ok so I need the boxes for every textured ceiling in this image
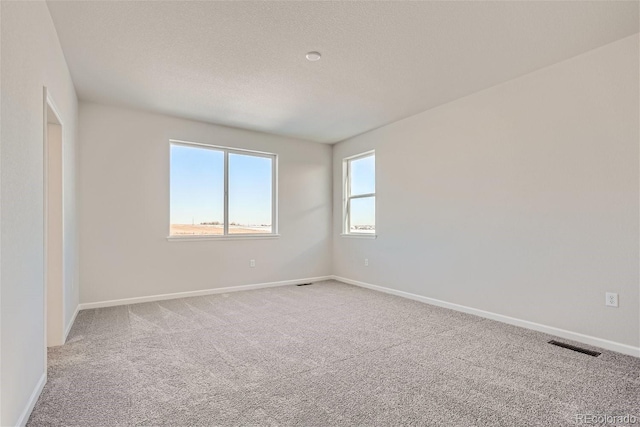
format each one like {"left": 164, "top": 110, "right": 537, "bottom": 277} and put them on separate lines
{"left": 47, "top": 1, "right": 639, "bottom": 143}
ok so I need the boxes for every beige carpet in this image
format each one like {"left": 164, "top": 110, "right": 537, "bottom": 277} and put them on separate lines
{"left": 28, "top": 280, "right": 639, "bottom": 426}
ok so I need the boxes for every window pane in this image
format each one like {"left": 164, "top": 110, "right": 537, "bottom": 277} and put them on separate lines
{"left": 170, "top": 145, "right": 224, "bottom": 235}
{"left": 350, "top": 154, "right": 375, "bottom": 195}
{"left": 229, "top": 153, "right": 273, "bottom": 234}
{"left": 349, "top": 196, "right": 375, "bottom": 233}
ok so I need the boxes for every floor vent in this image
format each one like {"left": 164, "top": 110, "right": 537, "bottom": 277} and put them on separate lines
{"left": 296, "top": 283, "right": 313, "bottom": 286}
{"left": 548, "top": 340, "right": 601, "bottom": 357}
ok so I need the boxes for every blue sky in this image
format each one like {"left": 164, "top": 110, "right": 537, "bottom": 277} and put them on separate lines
{"left": 170, "top": 144, "right": 272, "bottom": 225}
{"left": 350, "top": 155, "right": 375, "bottom": 226}
{"left": 351, "top": 155, "right": 375, "bottom": 196}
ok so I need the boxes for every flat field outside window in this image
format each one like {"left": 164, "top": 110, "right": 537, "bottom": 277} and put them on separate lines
{"left": 170, "top": 144, "right": 224, "bottom": 236}
{"left": 349, "top": 196, "right": 375, "bottom": 233}
{"left": 345, "top": 152, "right": 375, "bottom": 235}
{"left": 169, "top": 141, "right": 276, "bottom": 237}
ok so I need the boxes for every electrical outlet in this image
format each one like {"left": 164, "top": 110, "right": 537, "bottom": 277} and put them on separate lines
{"left": 250, "top": 259, "right": 256, "bottom": 268}
{"left": 364, "top": 258, "right": 369, "bottom": 267}
{"left": 605, "top": 292, "right": 618, "bottom": 307}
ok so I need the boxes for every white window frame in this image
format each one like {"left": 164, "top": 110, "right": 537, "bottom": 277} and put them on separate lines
{"left": 168, "top": 139, "right": 278, "bottom": 241}
{"left": 342, "top": 150, "right": 376, "bottom": 238}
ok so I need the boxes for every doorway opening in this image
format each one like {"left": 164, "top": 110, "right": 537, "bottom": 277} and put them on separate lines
{"left": 44, "top": 89, "right": 65, "bottom": 348}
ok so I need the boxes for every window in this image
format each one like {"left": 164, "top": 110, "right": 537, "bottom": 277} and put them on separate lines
{"left": 169, "top": 140, "right": 276, "bottom": 237}
{"left": 343, "top": 151, "right": 375, "bottom": 235}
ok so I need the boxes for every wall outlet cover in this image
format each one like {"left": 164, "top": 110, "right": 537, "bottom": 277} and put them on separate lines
{"left": 605, "top": 292, "right": 618, "bottom": 307}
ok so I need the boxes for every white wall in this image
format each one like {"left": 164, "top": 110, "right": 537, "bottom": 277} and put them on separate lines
{"left": 0, "top": 1, "right": 79, "bottom": 425}
{"left": 333, "top": 35, "right": 639, "bottom": 350}
{"left": 78, "top": 103, "right": 332, "bottom": 304}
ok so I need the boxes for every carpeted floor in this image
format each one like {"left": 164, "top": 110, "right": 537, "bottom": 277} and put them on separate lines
{"left": 28, "top": 280, "right": 639, "bottom": 426}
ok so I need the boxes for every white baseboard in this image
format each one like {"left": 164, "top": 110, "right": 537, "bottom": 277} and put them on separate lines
{"left": 63, "top": 304, "right": 80, "bottom": 343}
{"left": 332, "top": 275, "right": 640, "bottom": 358}
{"left": 15, "top": 372, "right": 46, "bottom": 427}
{"left": 78, "top": 276, "right": 332, "bottom": 310}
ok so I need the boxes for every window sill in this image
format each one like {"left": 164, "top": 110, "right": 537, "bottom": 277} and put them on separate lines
{"left": 340, "top": 233, "right": 377, "bottom": 239}
{"left": 167, "top": 234, "right": 280, "bottom": 242}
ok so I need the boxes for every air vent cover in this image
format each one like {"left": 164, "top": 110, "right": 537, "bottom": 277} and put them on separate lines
{"left": 548, "top": 340, "right": 601, "bottom": 357}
